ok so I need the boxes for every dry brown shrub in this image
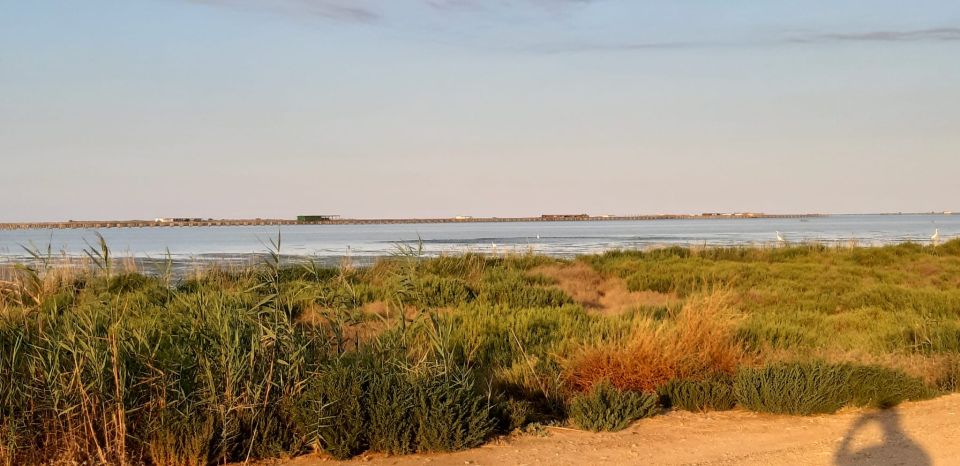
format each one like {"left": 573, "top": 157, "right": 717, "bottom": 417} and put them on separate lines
{"left": 565, "top": 291, "right": 745, "bottom": 393}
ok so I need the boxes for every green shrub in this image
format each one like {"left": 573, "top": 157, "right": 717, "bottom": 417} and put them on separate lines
{"left": 365, "top": 367, "right": 417, "bottom": 454}
{"left": 294, "top": 359, "right": 368, "bottom": 459}
{"left": 497, "top": 398, "right": 535, "bottom": 432}
{"left": 412, "top": 368, "right": 496, "bottom": 452}
{"left": 733, "top": 362, "right": 930, "bottom": 415}
{"left": 568, "top": 381, "right": 659, "bottom": 432}
{"left": 479, "top": 282, "right": 572, "bottom": 308}
{"left": 658, "top": 376, "right": 736, "bottom": 412}
{"left": 734, "top": 362, "right": 850, "bottom": 415}
{"left": 845, "top": 365, "right": 931, "bottom": 408}
{"left": 416, "top": 276, "right": 475, "bottom": 308}
{"left": 293, "top": 357, "right": 496, "bottom": 458}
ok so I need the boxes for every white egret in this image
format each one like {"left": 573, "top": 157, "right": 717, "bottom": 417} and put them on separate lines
{"left": 932, "top": 229, "right": 940, "bottom": 243}
{"left": 776, "top": 231, "right": 785, "bottom": 243}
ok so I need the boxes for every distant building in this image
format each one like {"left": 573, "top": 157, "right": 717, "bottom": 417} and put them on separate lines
{"left": 155, "top": 218, "right": 205, "bottom": 222}
{"left": 541, "top": 214, "right": 589, "bottom": 221}
{"left": 454, "top": 215, "right": 473, "bottom": 220}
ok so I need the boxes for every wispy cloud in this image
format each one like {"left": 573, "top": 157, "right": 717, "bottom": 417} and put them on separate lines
{"left": 803, "top": 27, "right": 960, "bottom": 42}
{"left": 532, "top": 27, "right": 960, "bottom": 54}
{"left": 185, "top": 0, "right": 379, "bottom": 22}
{"left": 530, "top": 40, "right": 706, "bottom": 54}
{"left": 185, "top": 0, "right": 596, "bottom": 21}
{"left": 177, "top": 3, "right": 960, "bottom": 53}
{"left": 427, "top": 0, "right": 597, "bottom": 10}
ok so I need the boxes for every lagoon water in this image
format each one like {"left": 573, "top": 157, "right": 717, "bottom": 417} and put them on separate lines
{"left": 1, "top": 214, "right": 957, "bottom": 265}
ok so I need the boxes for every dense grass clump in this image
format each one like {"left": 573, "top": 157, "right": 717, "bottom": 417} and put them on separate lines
{"left": 293, "top": 354, "right": 496, "bottom": 459}
{"left": 658, "top": 375, "right": 736, "bottom": 412}
{"left": 294, "top": 358, "right": 369, "bottom": 459}
{"left": 568, "top": 381, "right": 659, "bottom": 432}
{"left": 844, "top": 365, "right": 932, "bottom": 408}
{"left": 734, "top": 362, "right": 855, "bottom": 415}
{"left": 733, "top": 362, "right": 930, "bottom": 415}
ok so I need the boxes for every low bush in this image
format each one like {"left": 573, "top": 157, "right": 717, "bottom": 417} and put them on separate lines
{"left": 412, "top": 368, "right": 497, "bottom": 452}
{"left": 733, "top": 362, "right": 930, "bottom": 415}
{"left": 293, "top": 358, "right": 369, "bottom": 459}
{"left": 734, "top": 362, "right": 851, "bottom": 415}
{"left": 845, "top": 365, "right": 931, "bottom": 408}
{"left": 658, "top": 375, "right": 736, "bottom": 412}
{"left": 416, "top": 276, "right": 475, "bottom": 308}
{"left": 293, "top": 356, "right": 496, "bottom": 459}
{"left": 479, "top": 282, "right": 572, "bottom": 308}
{"left": 568, "top": 381, "right": 659, "bottom": 432}
{"left": 496, "top": 399, "right": 535, "bottom": 432}
{"left": 365, "top": 367, "right": 417, "bottom": 454}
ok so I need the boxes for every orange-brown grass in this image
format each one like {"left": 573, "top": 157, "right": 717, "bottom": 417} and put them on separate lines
{"left": 565, "top": 291, "right": 745, "bottom": 393}
{"left": 531, "top": 262, "right": 674, "bottom": 315}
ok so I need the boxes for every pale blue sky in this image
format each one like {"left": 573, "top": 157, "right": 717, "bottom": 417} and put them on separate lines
{"left": 1, "top": 0, "right": 958, "bottom": 221}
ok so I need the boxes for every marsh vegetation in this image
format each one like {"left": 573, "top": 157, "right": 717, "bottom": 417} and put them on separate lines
{"left": 2, "top": 238, "right": 960, "bottom": 464}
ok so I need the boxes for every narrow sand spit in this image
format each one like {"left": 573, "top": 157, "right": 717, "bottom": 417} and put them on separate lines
{"left": 279, "top": 394, "right": 960, "bottom": 465}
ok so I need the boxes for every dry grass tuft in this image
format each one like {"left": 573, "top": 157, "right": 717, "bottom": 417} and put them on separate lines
{"left": 565, "top": 290, "right": 745, "bottom": 393}
{"left": 531, "top": 262, "right": 674, "bottom": 315}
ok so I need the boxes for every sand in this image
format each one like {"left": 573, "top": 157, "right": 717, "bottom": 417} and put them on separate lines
{"left": 280, "top": 393, "right": 960, "bottom": 466}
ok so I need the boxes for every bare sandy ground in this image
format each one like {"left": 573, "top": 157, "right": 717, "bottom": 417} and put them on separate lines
{"left": 280, "top": 394, "right": 960, "bottom": 466}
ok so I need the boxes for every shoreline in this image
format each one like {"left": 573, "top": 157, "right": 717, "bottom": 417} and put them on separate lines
{"left": 0, "top": 213, "right": 826, "bottom": 230}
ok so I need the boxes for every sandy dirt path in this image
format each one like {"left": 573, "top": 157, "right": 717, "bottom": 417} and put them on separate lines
{"left": 280, "top": 394, "right": 960, "bottom": 466}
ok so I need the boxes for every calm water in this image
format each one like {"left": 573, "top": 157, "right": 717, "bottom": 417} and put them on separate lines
{"left": 1, "top": 214, "right": 957, "bottom": 265}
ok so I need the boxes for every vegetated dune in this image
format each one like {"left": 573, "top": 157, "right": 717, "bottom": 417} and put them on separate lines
{"left": 284, "top": 394, "right": 960, "bottom": 466}
{"left": 4, "top": 240, "right": 960, "bottom": 465}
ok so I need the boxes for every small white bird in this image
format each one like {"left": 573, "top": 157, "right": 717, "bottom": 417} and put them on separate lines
{"left": 776, "top": 231, "right": 785, "bottom": 242}
{"left": 536, "top": 234, "right": 541, "bottom": 240}
{"left": 932, "top": 229, "right": 940, "bottom": 243}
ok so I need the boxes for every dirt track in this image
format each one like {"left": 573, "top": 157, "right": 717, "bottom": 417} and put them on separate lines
{"left": 282, "top": 394, "right": 960, "bottom": 466}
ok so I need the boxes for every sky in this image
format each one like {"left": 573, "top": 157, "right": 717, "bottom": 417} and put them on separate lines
{"left": 1, "top": 0, "right": 959, "bottom": 221}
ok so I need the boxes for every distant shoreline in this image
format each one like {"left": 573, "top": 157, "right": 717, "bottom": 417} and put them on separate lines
{"left": 0, "top": 213, "right": 834, "bottom": 230}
